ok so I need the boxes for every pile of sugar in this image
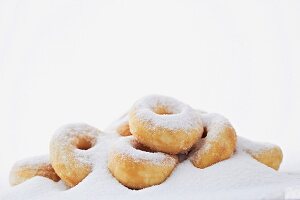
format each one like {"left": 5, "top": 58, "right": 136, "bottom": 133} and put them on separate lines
{"left": 1, "top": 120, "right": 300, "bottom": 200}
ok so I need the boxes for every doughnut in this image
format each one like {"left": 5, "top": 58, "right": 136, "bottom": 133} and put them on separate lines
{"left": 108, "top": 136, "right": 178, "bottom": 189}
{"left": 238, "top": 136, "right": 283, "bottom": 170}
{"left": 117, "top": 122, "right": 131, "bottom": 136}
{"left": 50, "top": 123, "right": 101, "bottom": 187}
{"left": 9, "top": 155, "right": 60, "bottom": 186}
{"left": 189, "top": 112, "right": 237, "bottom": 168}
{"left": 116, "top": 115, "right": 132, "bottom": 136}
{"left": 129, "top": 95, "right": 203, "bottom": 154}
{"left": 105, "top": 113, "right": 132, "bottom": 136}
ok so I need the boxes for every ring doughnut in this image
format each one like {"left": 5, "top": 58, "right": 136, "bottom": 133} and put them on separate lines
{"left": 50, "top": 123, "right": 100, "bottom": 187}
{"left": 108, "top": 136, "right": 178, "bottom": 189}
{"left": 189, "top": 112, "right": 237, "bottom": 168}
{"left": 238, "top": 136, "right": 283, "bottom": 170}
{"left": 9, "top": 155, "right": 60, "bottom": 186}
{"left": 129, "top": 95, "right": 203, "bottom": 154}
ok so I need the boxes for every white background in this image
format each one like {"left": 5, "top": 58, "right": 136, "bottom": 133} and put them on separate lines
{"left": 0, "top": 0, "right": 299, "bottom": 191}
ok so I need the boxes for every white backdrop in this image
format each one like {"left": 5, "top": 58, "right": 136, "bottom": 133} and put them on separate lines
{"left": 0, "top": 0, "right": 299, "bottom": 190}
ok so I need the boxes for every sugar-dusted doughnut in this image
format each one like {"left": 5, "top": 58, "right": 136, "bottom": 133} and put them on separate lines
{"left": 108, "top": 136, "right": 178, "bottom": 189}
{"left": 9, "top": 155, "right": 60, "bottom": 186}
{"left": 129, "top": 95, "right": 203, "bottom": 154}
{"left": 238, "top": 136, "right": 283, "bottom": 170}
{"left": 189, "top": 113, "right": 237, "bottom": 168}
{"left": 50, "top": 123, "right": 101, "bottom": 187}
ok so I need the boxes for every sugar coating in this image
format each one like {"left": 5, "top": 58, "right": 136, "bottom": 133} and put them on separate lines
{"left": 51, "top": 123, "right": 101, "bottom": 165}
{"left": 238, "top": 136, "right": 279, "bottom": 156}
{"left": 53, "top": 123, "right": 101, "bottom": 142}
{"left": 199, "top": 112, "right": 232, "bottom": 140}
{"left": 110, "top": 136, "right": 177, "bottom": 166}
{"left": 188, "top": 112, "right": 235, "bottom": 155}
{"left": 130, "top": 95, "right": 202, "bottom": 132}
{"left": 9, "top": 155, "right": 53, "bottom": 186}
{"left": 12, "top": 155, "right": 50, "bottom": 169}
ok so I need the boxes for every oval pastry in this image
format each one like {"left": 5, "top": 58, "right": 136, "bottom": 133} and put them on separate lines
{"left": 9, "top": 155, "right": 60, "bottom": 186}
{"left": 108, "top": 136, "right": 178, "bottom": 189}
{"left": 238, "top": 136, "right": 283, "bottom": 170}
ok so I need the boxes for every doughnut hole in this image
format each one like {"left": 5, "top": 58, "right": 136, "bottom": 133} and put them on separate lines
{"left": 153, "top": 106, "right": 174, "bottom": 115}
{"left": 72, "top": 135, "right": 95, "bottom": 150}
{"left": 202, "top": 127, "right": 208, "bottom": 138}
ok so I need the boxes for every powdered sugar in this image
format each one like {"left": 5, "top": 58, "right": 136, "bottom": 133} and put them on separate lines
{"left": 52, "top": 123, "right": 101, "bottom": 143}
{"left": 130, "top": 95, "right": 202, "bottom": 132}
{"left": 11, "top": 155, "right": 50, "bottom": 169}
{"left": 1, "top": 115, "right": 300, "bottom": 200}
{"left": 110, "top": 136, "right": 177, "bottom": 166}
{"left": 199, "top": 112, "right": 232, "bottom": 141}
{"left": 9, "top": 155, "right": 52, "bottom": 186}
{"left": 50, "top": 123, "right": 101, "bottom": 165}
{"left": 238, "top": 136, "right": 279, "bottom": 155}
{"left": 2, "top": 129, "right": 300, "bottom": 200}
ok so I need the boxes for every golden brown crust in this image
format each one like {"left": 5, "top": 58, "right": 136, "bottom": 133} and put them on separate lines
{"left": 10, "top": 159, "right": 60, "bottom": 186}
{"left": 246, "top": 146, "right": 283, "bottom": 170}
{"left": 117, "top": 122, "right": 132, "bottom": 136}
{"left": 190, "top": 125, "right": 237, "bottom": 168}
{"left": 129, "top": 111, "right": 202, "bottom": 154}
{"left": 238, "top": 137, "right": 283, "bottom": 170}
{"left": 50, "top": 124, "right": 100, "bottom": 187}
{"left": 108, "top": 137, "right": 178, "bottom": 189}
{"left": 108, "top": 153, "right": 177, "bottom": 189}
{"left": 50, "top": 146, "right": 91, "bottom": 187}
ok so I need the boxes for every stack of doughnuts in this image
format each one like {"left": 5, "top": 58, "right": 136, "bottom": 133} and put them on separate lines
{"left": 109, "top": 95, "right": 238, "bottom": 189}
{"left": 9, "top": 95, "right": 283, "bottom": 190}
{"left": 110, "top": 95, "right": 282, "bottom": 188}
